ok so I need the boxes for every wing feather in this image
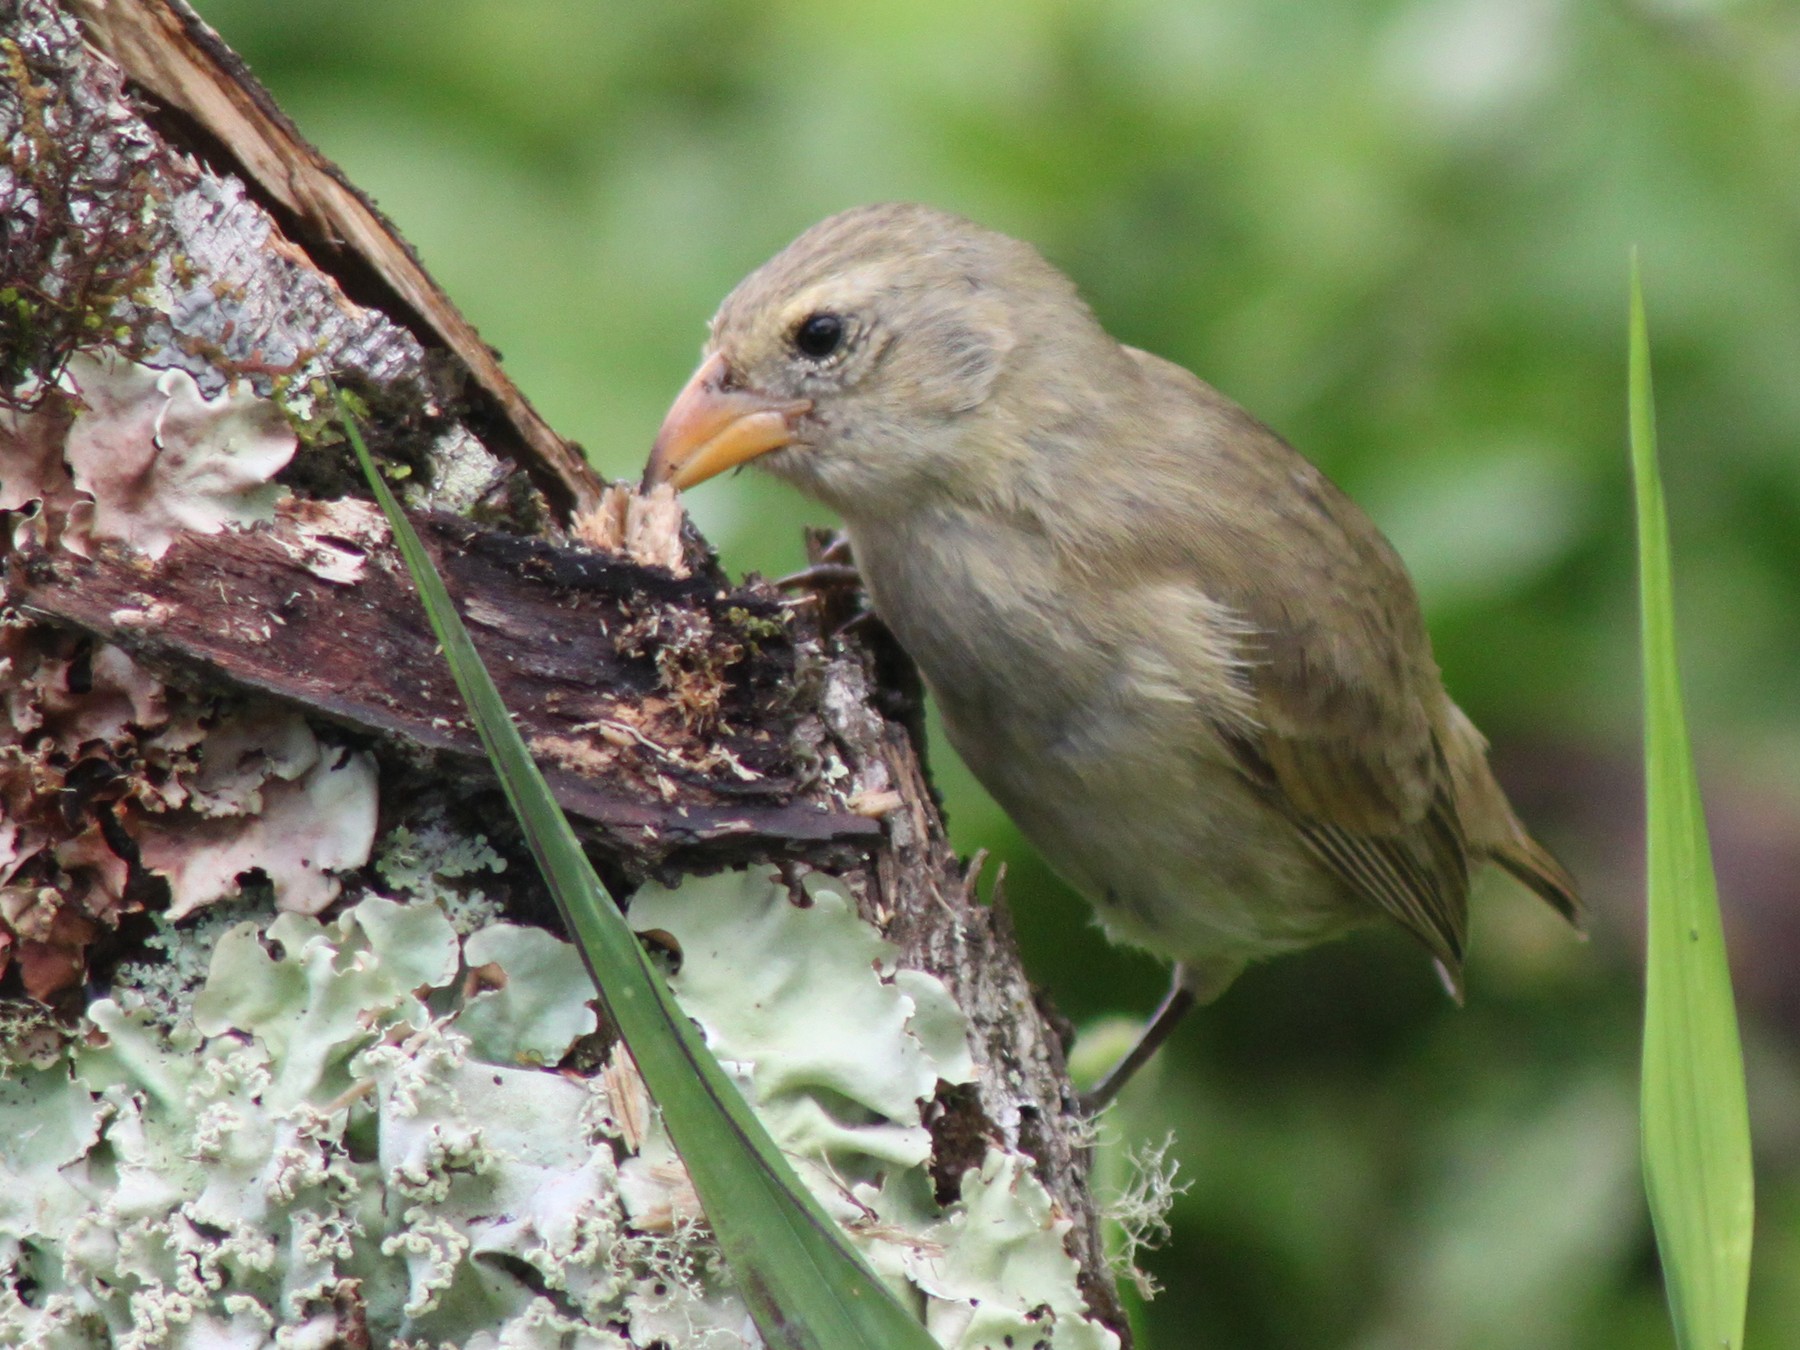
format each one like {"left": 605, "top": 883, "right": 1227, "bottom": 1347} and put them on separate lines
{"left": 1102, "top": 350, "right": 1479, "bottom": 974}
{"left": 1228, "top": 725, "right": 1473, "bottom": 980}
{"left": 1047, "top": 346, "right": 1564, "bottom": 979}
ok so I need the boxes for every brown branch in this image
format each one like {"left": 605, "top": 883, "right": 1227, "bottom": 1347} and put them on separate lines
{"left": 6, "top": 501, "right": 885, "bottom": 865}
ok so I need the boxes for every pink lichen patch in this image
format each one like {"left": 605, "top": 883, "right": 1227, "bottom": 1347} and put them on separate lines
{"left": 0, "top": 880, "right": 64, "bottom": 943}
{"left": 28, "top": 638, "right": 170, "bottom": 756}
{"left": 0, "top": 876, "right": 107, "bottom": 1001}
{"left": 6, "top": 350, "right": 298, "bottom": 561}
{"left": 0, "top": 744, "right": 59, "bottom": 894}
{"left": 13, "top": 904, "right": 101, "bottom": 1003}
{"left": 0, "top": 393, "right": 82, "bottom": 552}
{"left": 0, "top": 622, "right": 379, "bottom": 997}
{"left": 0, "top": 630, "right": 167, "bottom": 995}
{"left": 0, "top": 629, "right": 167, "bottom": 917}
{"left": 0, "top": 388, "right": 74, "bottom": 513}
{"left": 138, "top": 736, "right": 377, "bottom": 919}
{"left": 181, "top": 704, "right": 322, "bottom": 818}
{"left": 53, "top": 823, "right": 132, "bottom": 923}
{"left": 0, "top": 341, "right": 379, "bottom": 1000}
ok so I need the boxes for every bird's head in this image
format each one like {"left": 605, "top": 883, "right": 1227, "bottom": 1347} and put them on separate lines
{"left": 642, "top": 203, "right": 1114, "bottom": 516}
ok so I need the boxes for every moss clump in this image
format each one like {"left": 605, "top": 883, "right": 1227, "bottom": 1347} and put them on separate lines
{"left": 0, "top": 27, "right": 168, "bottom": 406}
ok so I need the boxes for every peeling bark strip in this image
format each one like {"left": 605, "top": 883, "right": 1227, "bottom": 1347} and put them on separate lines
{"left": 0, "top": 0, "right": 1129, "bottom": 1343}
{"left": 8, "top": 494, "right": 884, "bottom": 863}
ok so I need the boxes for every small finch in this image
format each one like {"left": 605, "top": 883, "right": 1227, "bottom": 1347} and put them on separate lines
{"left": 644, "top": 203, "right": 1580, "bottom": 1105}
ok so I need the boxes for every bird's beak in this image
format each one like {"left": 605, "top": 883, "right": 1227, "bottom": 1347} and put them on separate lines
{"left": 642, "top": 353, "right": 812, "bottom": 491}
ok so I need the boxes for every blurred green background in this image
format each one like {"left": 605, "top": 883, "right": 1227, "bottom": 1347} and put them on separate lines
{"left": 189, "top": 1, "right": 1800, "bottom": 1345}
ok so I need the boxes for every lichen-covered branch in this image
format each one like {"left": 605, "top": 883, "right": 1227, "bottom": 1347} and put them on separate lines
{"left": 0, "top": 1, "right": 1127, "bottom": 1345}
{"left": 61, "top": 0, "right": 603, "bottom": 520}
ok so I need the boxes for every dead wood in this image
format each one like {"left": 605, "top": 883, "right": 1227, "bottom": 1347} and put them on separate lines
{"left": 0, "top": 0, "right": 1128, "bottom": 1341}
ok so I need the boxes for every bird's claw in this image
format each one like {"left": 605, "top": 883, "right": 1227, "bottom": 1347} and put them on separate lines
{"left": 775, "top": 561, "right": 862, "bottom": 590}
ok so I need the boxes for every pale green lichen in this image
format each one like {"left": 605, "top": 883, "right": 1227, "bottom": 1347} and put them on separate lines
{"left": 1102, "top": 1134, "right": 1188, "bottom": 1300}
{"left": 376, "top": 820, "right": 508, "bottom": 933}
{"left": 0, "top": 868, "right": 1119, "bottom": 1348}
{"left": 110, "top": 892, "right": 270, "bottom": 1032}
{"left": 460, "top": 922, "right": 597, "bottom": 1066}
{"left": 627, "top": 870, "right": 975, "bottom": 1176}
{"left": 0, "top": 998, "right": 71, "bottom": 1070}
{"left": 906, "top": 1150, "right": 1121, "bottom": 1350}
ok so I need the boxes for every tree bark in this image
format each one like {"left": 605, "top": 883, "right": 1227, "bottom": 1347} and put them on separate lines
{"left": 0, "top": 2, "right": 1126, "bottom": 1345}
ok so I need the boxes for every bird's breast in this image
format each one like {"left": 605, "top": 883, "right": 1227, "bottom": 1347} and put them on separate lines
{"left": 845, "top": 508, "right": 1116, "bottom": 750}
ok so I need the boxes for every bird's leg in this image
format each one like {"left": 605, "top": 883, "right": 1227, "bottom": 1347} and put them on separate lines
{"left": 1082, "top": 957, "right": 1241, "bottom": 1113}
{"left": 1082, "top": 969, "right": 1196, "bottom": 1113}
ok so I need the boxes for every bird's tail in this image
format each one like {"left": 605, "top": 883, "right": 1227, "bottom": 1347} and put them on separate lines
{"left": 1492, "top": 833, "right": 1584, "bottom": 932}
{"left": 1438, "top": 701, "right": 1584, "bottom": 931}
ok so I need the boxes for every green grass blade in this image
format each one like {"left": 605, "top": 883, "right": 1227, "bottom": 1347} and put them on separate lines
{"left": 1630, "top": 258, "right": 1755, "bottom": 1350}
{"left": 340, "top": 396, "right": 937, "bottom": 1350}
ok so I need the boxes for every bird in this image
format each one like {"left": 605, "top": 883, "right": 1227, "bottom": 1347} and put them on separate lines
{"left": 642, "top": 202, "right": 1581, "bottom": 1107}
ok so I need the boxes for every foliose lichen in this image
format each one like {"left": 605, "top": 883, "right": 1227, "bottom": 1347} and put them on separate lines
{"left": 1, "top": 863, "right": 1120, "bottom": 1348}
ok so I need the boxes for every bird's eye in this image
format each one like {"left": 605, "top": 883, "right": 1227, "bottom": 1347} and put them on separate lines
{"left": 793, "top": 312, "right": 846, "bottom": 361}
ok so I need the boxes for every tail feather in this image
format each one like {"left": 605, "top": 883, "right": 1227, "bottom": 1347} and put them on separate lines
{"left": 1492, "top": 833, "right": 1584, "bottom": 932}
{"left": 1437, "top": 701, "right": 1584, "bottom": 934}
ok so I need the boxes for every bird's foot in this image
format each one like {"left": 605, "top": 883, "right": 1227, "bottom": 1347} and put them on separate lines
{"left": 775, "top": 561, "right": 862, "bottom": 590}
{"left": 778, "top": 528, "right": 860, "bottom": 592}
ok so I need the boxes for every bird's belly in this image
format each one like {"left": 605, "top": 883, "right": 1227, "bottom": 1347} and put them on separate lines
{"left": 940, "top": 696, "right": 1362, "bottom": 969}
{"left": 847, "top": 512, "right": 1362, "bottom": 968}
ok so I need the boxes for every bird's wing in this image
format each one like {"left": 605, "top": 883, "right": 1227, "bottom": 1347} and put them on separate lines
{"left": 1224, "top": 720, "right": 1472, "bottom": 985}
{"left": 1103, "top": 350, "right": 1475, "bottom": 977}
{"left": 1208, "top": 562, "right": 1473, "bottom": 982}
